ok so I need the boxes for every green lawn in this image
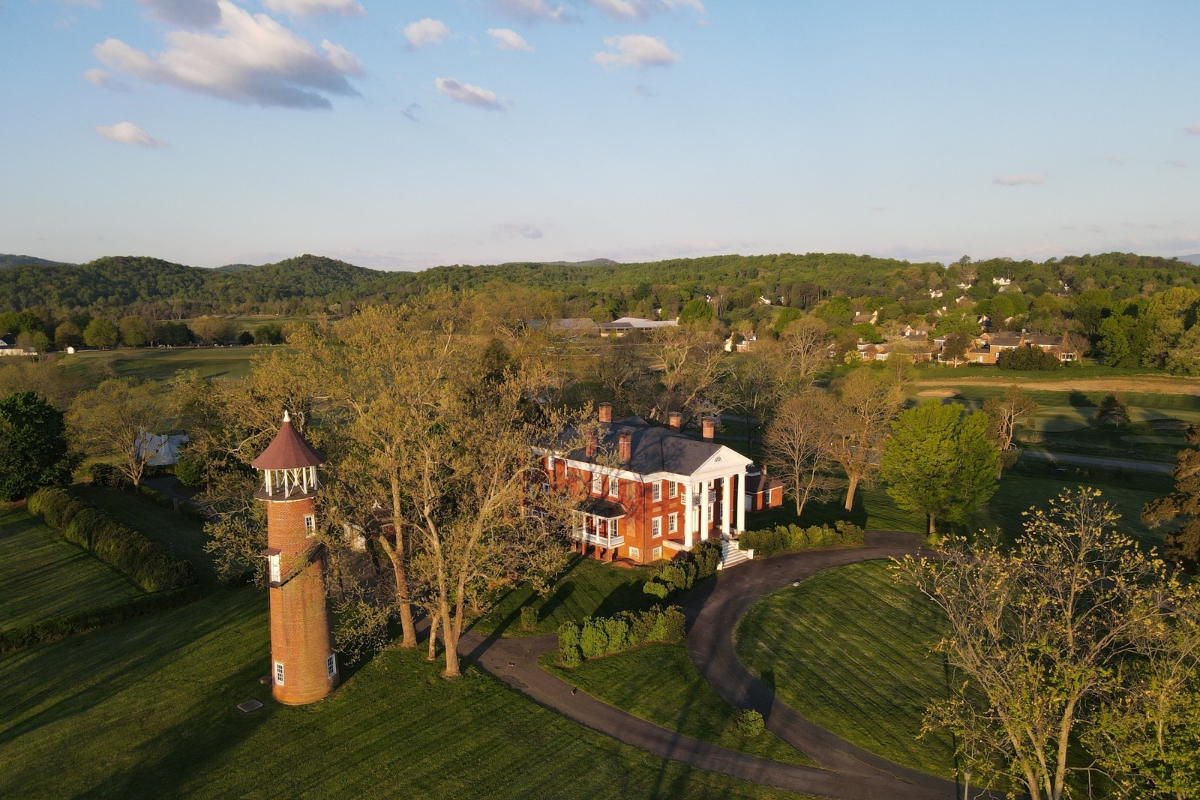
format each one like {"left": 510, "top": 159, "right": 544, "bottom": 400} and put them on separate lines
{"left": 735, "top": 561, "right": 957, "bottom": 780}
{"left": 471, "top": 555, "right": 659, "bottom": 637}
{"left": 543, "top": 643, "right": 817, "bottom": 768}
{"left": 0, "top": 588, "right": 804, "bottom": 800}
{"left": 56, "top": 345, "right": 276, "bottom": 388}
{"left": 76, "top": 486, "right": 219, "bottom": 588}
{"left": 0, "top": 506, "right": 142, "bottom": 629}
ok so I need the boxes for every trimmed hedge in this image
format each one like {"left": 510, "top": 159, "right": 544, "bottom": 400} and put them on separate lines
{"left": 737, "top": 520, "right": 864, "bottom": 559}
{"left": 27, "top": 487, "right": 198, "bottom": 592}
{"left": 642, "top": 538, "right": 723, "bottom": 599}
{"left": 0, "top": 585, "right": 202, "bottom": 654}
{"left": 139, "top": 484, "right": 174, "bottom": 509}
{"left": 558, "top": 605, "right": 686, "bottom": 666}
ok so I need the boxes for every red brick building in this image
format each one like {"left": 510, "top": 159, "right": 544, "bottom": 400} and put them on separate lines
{"left": 252, "top": 412, "right": 339, "bottom": 705}
{"left": 541, "top": 404, "right": 767, "bottom": 565}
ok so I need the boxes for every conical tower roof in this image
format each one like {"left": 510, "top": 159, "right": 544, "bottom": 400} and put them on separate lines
{"left": 251, "top": 411, "right": 326, "bottom": 470}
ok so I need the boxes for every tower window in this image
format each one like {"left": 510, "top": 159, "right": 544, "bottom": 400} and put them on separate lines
{"left": 274, "top": 661, "right": 285, "bottom": 686}
{"left": 268, "top": 553, "right": 281, "bottom": 584}
{"left": 304, "top": 514, "right": 316, "bottom": 536}
{"left": 327, "top": 654, "right": 337, "bottom": 678}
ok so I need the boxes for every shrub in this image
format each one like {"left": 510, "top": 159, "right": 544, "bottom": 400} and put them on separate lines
{"left": 733, "top": 709, "right": 765, "bottom": 737}
{"left": 692, "top": 539, "right": 722, "bottom": 580}
{"left": 601, "top": 617, "right": 629, "bottom": 652}
{"left": 738, "top": 521, "right": 865, "bottom": 558}
{"left": 174, "top": 457, "right": 204, "bottom": 488}
{"left": 520, "top": 605, "right": 538, "bottom": 631}
{"left": 558, "top": 621, "right": 583, "bottom": 666}
{"left": 27, "top": 487, "right": 69, "bottom": 518}
{"left": 662, "top": 606, "right": 686, "bottom": 644}
{"left": 63, "top": 508, "right": 109, "bottom": 548}
{"left": 179, "top": 504, "right": 209, "bottom": 523}
{"left": 139, "top": 484, "right": 173, "bottom": 509}
{"left": 642, "top": 580, "right": 669, "bottom": 599}
{"left": 997, "top": 345, "right": 1061, "bottom": 371}
{"left": 579, "top": 619, "right": 608, "bottom": 659}
{"left": 87, "top": 462, "right": 126, "bottom": 489}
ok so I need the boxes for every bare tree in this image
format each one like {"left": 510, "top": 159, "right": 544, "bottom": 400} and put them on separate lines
{"left": 764, "top": 391, "right": 837, "bottom": 516}
{"left": 781, "top": 315, "right": 829, "bottom": 380}
{"left": 821, "top": 369, "right": 904, "bottom": 512}
{"left": 894, "top": 489, "right": 1170, "bottom": 800}
{"left": 1061, "top": 331, "right": 1089, "bottom": 363}
{"left": 67, "top": 377, "right": 171, "bottom": 488}
{"left": 652, "top": 326, "right": 727, "bottom": 424}
{"left": 983, "top": 385, "right": 1039, "bottom": 478}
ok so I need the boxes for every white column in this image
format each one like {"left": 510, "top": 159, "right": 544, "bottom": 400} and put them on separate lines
{"left": 700, "top": 482, "right": 710, "bottom": 541}
{"left": 722, "top": 475, "right": 732, "bottom": 536}
{"left": 683, "top": 481, "right": 694, "bottom": 548}
{"left": 736, "top": 468, "right": 746, "bottom": 533}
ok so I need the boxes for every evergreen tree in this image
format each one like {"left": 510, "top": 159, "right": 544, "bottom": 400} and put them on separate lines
{"left": 1143, "top": 423, "right": 1200, "bottom": 569}
{"left": 0, "top": 391, "right": 73, "bottom": 501}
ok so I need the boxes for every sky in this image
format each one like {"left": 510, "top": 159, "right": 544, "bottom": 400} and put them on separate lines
{"left": 1, "top": 0, "right": 1199, "bottom": 271}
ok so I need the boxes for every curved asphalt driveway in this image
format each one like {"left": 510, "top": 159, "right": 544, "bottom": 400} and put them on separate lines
{"left": 459, "top": 531, "right": 968, "bottom": 800}
{"left": 683, "top": 531, "right": 960, "bottom": 799}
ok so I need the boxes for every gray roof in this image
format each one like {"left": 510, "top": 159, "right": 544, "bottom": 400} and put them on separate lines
{"left": 560, "top": 417, "right": 727, "bottom": 477}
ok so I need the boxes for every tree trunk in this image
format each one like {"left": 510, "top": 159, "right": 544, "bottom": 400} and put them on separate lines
{"left": 928, "top": 513, "right": 936, "bottom": 536}
{"left": 427, "top": 611, "right": 439, "bottom": 662}
{"left": 844, "top": 474, "right": 859, "bottom": 513}
{"left": 389, "top": 476, "right": 417, "bottom": 648}
{"left": 440, "top": 598, "right": 460, "bottom": 678}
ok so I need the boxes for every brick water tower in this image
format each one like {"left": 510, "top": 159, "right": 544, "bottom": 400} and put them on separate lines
{"left": 252, "top": 411, "right": 339, "bottom": 705}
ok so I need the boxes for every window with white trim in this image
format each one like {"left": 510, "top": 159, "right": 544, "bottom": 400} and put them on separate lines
{"left": 608, "top": 477, "right": 618, "bottom": 498}
{"left": 651, "top": 547, "right": 662, "bottom": 561}
{"left": 652, "top": 481, "right": 662, "bottom": 502}
{"left": 611, "top": 518, "right": 619, "bottom": 537}
{"left": 628, "top": 546, "right": 641, "bottom": 561}
{"left": 274, "top": 661, "right": 285, "bottom": 686}
{"left": 268, "top": 553, "right": 281, "bottom": 584}
{"left": 668, "top": 513, "right": 678, "bottom": 534}
{"left": 327, "top": 654, "right": 337, "bottom": 678}
{"left": 668, "top": 482, "right": 678, "bottom": 499}
{"left": 304, "top": 514, "right": 316, "bottom": 537}
{"left": 651, "top": 517, "right": 662, "bottom": 538}
{"left": 592, "top": 473, "right": 602, "bottom": 494}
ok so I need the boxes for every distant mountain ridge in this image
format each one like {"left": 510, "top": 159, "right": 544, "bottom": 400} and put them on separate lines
{"left": 0, "top": 254, "right": 70, "bottom": 269}
{"left": 1181, "top": 254, "right": 1200, "bottom": 266}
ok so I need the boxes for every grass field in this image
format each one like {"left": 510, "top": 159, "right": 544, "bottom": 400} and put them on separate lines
{"left": 735, "top": 561, "right": 956, "bottom": 780}
{"left": 0, "top": 506, "right": 142, "bottom": 629}
{"left": 0, "top": 586, "right": 807, "bottom": 800}
{"left": 542, "top": 643, "right": 817, "bottom": 767}
{"left": 471, "top": 555, "right": 659, "bottom": 637}
{"left": 75, "top": 486, "right": 218, "bottom": 588}
{"left": 55, "top": 345, "right": 277, "bottom": 388}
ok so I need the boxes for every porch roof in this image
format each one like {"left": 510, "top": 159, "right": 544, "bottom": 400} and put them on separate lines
{"left": 578, "top": 498, "right": 628, "bottom": 519}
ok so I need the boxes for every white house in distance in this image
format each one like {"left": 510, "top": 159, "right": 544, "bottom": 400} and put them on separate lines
{"left": 599, "top": 317, "right": 679, "bottom": 337}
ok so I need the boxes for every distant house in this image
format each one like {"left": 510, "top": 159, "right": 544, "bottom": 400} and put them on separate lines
{"left": 550, "top": 318, "right": 600, "bottom": 337}
{"left": 599, "top": 317, "right": 679, "bottom": 337}
{"left": 928, "top": 289, "right": 944, "bottom": 299}
{"left": 725, "top": 332, "right": 758, "bottom": 353}
{"left": 0, "top": 335, "right": 32, "bottom": 357}
{"left": 743, "top": 466, "right": 784, "bottom": 513}
{"left": 136, "top": 432, "right": 189, "bottom": 467}
{"left": 960, "top": 332, "right": 1074, "bottom": 365}
{"left": 852, "top": 310, "right": 879, "bottom": 325}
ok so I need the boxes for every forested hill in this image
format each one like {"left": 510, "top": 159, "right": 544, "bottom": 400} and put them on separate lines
{"left": 3, "top": 250, "right": 1200, "bottom": 319}
{"left": 0, "top": 254, "right": 68, "bottom": 269}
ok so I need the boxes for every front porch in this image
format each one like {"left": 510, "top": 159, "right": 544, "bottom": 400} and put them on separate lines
{"left": 571, "top": 498, "right": 626, "bottom": 562}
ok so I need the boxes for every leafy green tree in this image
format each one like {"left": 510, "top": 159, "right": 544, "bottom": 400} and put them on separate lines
{"left": 54, "top": 321, "right": 82, "bottom": 351}
{"left": 30, "top": 331, "right": 50, "bottom": 355}
{"left": 0, "top": 391, "right": 73, "bottom": 501}
{"left": 881, "top": 400, "right": 998, "bottom": 536}
{"left": 155, "top": 321, "right": 192, "bottom": 346}
{"left": 678, "top": 298, "right": 715, "bottom": 325}
{"left": 119, "top": 315, "right": 150, "bottom": 347}
{"left": 82, "top": 318, "right": 118, "bottom": 349}
{"left": 941, "top": 331, "right": 972, "bottom": 366}
{"left": 253, "top": 322, "right": 284, "bottom": 345}
{"left": 1143, "top": 423, "right": 1200, "bottom": 570}
{"left": 997, "top": 345, "right": 1061, "bottom": 371}
{"left": 67, "top": 378, "right": 171, "bottom": 488}
{"left": 191, "top": 316, "right": 236, "bottom": 344}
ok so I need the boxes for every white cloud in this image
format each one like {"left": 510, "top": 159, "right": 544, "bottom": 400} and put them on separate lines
{"left": 404, "top": 18, "right": 450, "bottom": 49}
{"left": 500, "top": 223, "right": 543, "bottom": 239}
{"left": 488, "top": 28, "right": 532, "bottom": 52}
{"left": 1185, "top": 123, "right": 1200, "bottom": 135}
{"left": 262, "top": 0, "right": 365, "bottom": 17}
{"left": 93, "top": 1, "right": 362, "bottom": 109}
{"left": 83, "top": 68, "right": 129, "bottom": 91}
{"left": 494, "top": 0, "right": 566, "bottom": 22}
{"left": 94, "top": 122, "right": 168, "bottom": 148}
{"left": 589, "top": 0, "right": 704, "bottom": 21}
{"left": 994, "top": 173, "right": 1045, "bottom": 186}
{"left": 435, "top": 77, "right": 504, "bottom": 110}
{"left": 136, "top": 0, "right": 220, "bottom": 27}
{"left": 593, "top": 34, "right": 680, "bottom": 69}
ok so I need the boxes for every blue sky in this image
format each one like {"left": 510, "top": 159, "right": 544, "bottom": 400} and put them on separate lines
{"left": 1, "top": 0, "right": 1198, "bottom": 270}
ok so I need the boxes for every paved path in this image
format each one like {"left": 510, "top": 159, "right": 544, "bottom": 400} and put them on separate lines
{"left": 459, "top": 532, "right": 969, "bottom": 800}
{"left": 1021, "top": 449, "right": 1173, "bottom": 474}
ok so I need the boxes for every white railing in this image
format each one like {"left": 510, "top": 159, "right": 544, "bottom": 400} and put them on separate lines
{"left": 573, "top": 530, "right": 625, "bottom": 548}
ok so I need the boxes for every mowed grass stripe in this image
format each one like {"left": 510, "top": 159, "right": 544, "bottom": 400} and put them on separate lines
{"left": 0, "top": 507, "right": 142, "bottom": 629}
{"left": 0, "top": 585, "right": 804, "bottom": 800}
{"left": 736, "top": 560, "right": 956, "bottom": 779}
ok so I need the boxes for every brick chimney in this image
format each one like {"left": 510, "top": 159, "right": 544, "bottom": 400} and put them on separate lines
{"left": 618, "top": 429, "right": 632, "bottom": 462}
{"left": 599, "top": 402, "right": 612, "bottom": 424}
{"left": 702, "top": 417, "right": 715, "bottom": 441}
{"left": 586, "top": 430, "right": 598, "bottom": 458}
{"left": 668, "top": 412, "right": 682, "bottom": 432}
